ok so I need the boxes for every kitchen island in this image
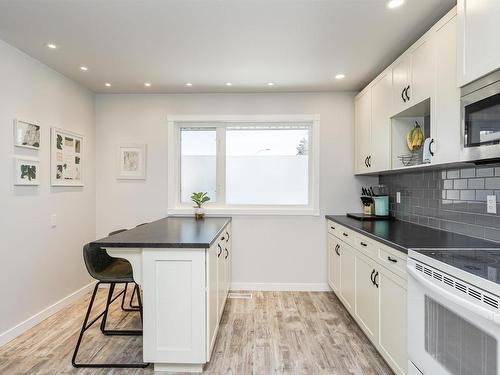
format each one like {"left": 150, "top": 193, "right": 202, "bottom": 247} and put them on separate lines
{"left": 91, "top": 216, "right": 232, "bottom": 373}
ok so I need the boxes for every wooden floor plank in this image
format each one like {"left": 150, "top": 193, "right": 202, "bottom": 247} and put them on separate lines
{"left": 0, "top": 287, "right": 393, "bottom": 374}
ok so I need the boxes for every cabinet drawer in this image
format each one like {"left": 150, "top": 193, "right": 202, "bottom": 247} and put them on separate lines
{"left": 377, "top": 247, "right": 406, "bottom": 278}
{"left": 353, "top": 236, "right": 377, "bottom": 258}
{"left": 327, "top": 221, "right": 339, "bottom": 236}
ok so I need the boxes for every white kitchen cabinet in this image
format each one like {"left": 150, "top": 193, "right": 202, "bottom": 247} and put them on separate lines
{"left": 217, "top": 241, "right": 226, "bottom": 321}
{"left": 327, "top": 235, "right": 341, "bottom": 292}
{"left": 327, "top": 220, "right": 407, "bottom": 375}
{"left": 339, "top": 241, "right": 356, "bottom": 312}
{"left": 354, "top": 88, "right": 372, "bottom": 174}
{"left": 432, "top": 14, "right": 460, "bottom": 165}
{"left": 378, "top": 268, "right": 407, "bottom": 375}
{"left": 392, "top": 56, "right": 411, "bottom": 115}
{"left": 206, "top": 239, "right": 219, "bottom": 359}
{"left": 354, "top": 252, "right": 379, "bottom": 341}
{"left": 370, "top": 70, "right": 393, "bottom": 172}
{"left": 457, "top": 0, "right": 500, "bottom": 86}
{"left": 391, "top": 38, "right": 434, "bottom": 116}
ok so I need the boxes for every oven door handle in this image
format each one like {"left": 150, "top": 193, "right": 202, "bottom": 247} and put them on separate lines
{"left": 407, "top": 265, "right": 500, "bottom": 325}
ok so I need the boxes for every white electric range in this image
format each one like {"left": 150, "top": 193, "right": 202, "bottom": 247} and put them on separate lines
{"left": 407, "top": 248, "right": 500, "bottom": 375}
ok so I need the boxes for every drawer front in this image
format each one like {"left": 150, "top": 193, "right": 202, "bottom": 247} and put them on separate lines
{"left": 353, "top": 236, "right": 377, "bottom": 258}
{"left": 377, "top": 246, "right": 406, "bottom": 278}
{"left": 327, "top": 220, "right": 340, "bottom": 236}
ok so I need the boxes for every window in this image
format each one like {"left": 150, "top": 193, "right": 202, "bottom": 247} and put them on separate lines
{"left": 168, "top": 115, "right": 319, "bottom": 215}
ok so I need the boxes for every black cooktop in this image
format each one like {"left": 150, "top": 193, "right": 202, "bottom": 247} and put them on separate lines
{"left": 415, "top": 249, "right": 500, "bottom": 284}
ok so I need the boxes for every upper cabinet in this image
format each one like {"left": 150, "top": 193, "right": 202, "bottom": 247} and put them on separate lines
{"left": 354, "top": 7, "right": 460, "bottom": 175}
{"left": 457, "top": 0, "right": 500, "bottom": 87}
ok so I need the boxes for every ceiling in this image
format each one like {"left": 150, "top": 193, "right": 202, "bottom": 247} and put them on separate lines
{"left": 0, "top": 0, "right": 456, "bottom": 94}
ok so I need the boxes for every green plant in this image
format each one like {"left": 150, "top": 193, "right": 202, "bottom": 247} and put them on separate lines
{"left": 191, "top": 192, "right": 210, "bottom": 208}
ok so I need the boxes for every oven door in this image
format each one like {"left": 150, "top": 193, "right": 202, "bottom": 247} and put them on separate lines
{"left": 408, "top": 259, "right": 500, "bottom": 375}
{"left": 461, "top": 78, "right": 500, "bottom": 162}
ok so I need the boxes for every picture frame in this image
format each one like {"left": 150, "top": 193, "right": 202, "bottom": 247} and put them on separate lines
{"left": 13, "top": 157, "right": 40, "bottom": 186}
{"left": 116, "top": 143, "right": 147, "bottom": 180}
{"left": 14, "top": 119, "right": 41, "bottom": 149}
{"left": 50, "top": 127, "right": 84, "bottom": 186}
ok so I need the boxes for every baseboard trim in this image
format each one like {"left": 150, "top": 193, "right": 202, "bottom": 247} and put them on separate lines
{"left": 230, "top": 282, "right": 331, "bottom": 292}
{"left": 0, "top": 280, "right": 96, "bottom": 347}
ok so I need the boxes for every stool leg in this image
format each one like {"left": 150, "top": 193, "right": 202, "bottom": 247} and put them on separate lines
{"left": 101, "top": 283, "right": 142, "bottom": 336}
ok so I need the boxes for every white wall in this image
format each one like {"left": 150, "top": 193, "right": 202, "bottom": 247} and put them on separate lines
{"left": 0, "top": 40, "right": 96, "bottom": 339}
{"left": 95, "top": 93, "right": 376, "bottom": 289}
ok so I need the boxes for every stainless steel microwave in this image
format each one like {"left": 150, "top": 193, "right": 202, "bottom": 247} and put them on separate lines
{"left": 461, "top": 69, "right": 500, "bottom": 162}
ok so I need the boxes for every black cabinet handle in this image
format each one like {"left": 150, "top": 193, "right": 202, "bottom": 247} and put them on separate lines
{"left": 335, "top": 244, "right": 340, "bottom": 256}
{"left": 374, "top": 272, "right": 379, "bottom": 288}
{"left": 429, "top": 138, "right": 435, "bottom": 157}
{"left": 402, "top": 88, "right": 406, "bottom": 103}
{"left": 370, "top": 269, "right": 376, "bottom": 285}
{"left": 226, "top": 231, "right": 230, "bottom": 242}
{"left": 343, "top": 232, "right": 348, "bottom": 237}
{"left": 217, "top": 244, "right": 222, "bottom": 258}
{"left": 364, "top": 156, "right": 369, "bottom": 167}
{"left": 387, "top": 256, "right": 398, "bottom": 263}
{"left": 405, "top": 85, "right": 410, "bottom": 101}
{"left": 221, "top": 236, "right": 225, "bottom": 241}
{"left": 360, "top": 242, "right": 367, "bottom": 247}
{"left": 368, "top": 156, "right": 372, "bottom": 167}
{"left": 224, "top": 248, "right": 229, "bottom": 259}
{"left": 330, "top": 226, "right": 335, "bottom": 230}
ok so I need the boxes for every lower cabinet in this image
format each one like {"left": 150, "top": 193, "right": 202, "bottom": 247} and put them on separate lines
{"left": 354, "top": 252, "right": 379, "bottom": 341}
{"left": 378, "top": 269, "right": 407, "bottom": 375}
{"left": 327, "top": 221, "right": 407, "bottom": 375}
{"left": 207, "top": 224, "right": 232, "bottom": 360}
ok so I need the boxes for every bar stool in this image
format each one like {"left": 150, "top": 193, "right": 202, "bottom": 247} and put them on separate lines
{"left": 72, "top": 232, "right": 148, "bottom": 368}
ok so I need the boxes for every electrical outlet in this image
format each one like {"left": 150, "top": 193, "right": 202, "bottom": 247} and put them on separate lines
{"left": 487, "top": 195, "right": 497, "bottom": 214}
{"left": 51, "top": 214, "right": 57, "bottom": 228}
{"left": 396, "top": 192, "right": 401, "bottom": 204}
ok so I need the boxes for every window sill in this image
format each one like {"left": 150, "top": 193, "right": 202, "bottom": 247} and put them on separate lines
{"left": 167, "top": 207, "right": 320, "bottom": 217}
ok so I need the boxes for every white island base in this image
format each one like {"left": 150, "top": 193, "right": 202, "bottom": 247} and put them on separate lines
{"left": 105, "top": 223, "right": 231, "bottom": 373}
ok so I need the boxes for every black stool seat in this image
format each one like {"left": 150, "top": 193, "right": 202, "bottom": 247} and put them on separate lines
{"left": 72, "top": 233, "right": 148, "bottom": 369}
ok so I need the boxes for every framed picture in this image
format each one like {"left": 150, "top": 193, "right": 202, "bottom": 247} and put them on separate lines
{"left": 14, "top": 119, "right": 41, "bottom": 149}
{"left": 51, "top": 127, "right": 84, "bottom": 186}
{"left": 117, "top": 144, "right": 147, "bottom": 179}
{"left": 14, "top": 157, "right": 40, "bottom": 186}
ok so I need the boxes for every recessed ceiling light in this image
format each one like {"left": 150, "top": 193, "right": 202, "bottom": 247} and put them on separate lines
{"left": 225, "top": 82, "right": 232, "bottom": 86}
{"left": 386, "top": 0, "right": 404, "bottom": 9}
{"left": 46, "top": 43, "right": 57, "bottom": 49}
{"left": 144, "top": 82, "right": 151, "bottom": 87}
{"left": 105, "top": 83, "right": 111, "bottom": 87}
{"left": 186, "top": 82, "right": 193, "bottom": 87}
{"left": 80, "top": 66, "right": 88, "bottom": 71}
{"left": 267, "top": 82, "right": 275, "bottom": 86}
{"left": 335, "top": 74, "right": 346, "bottom": 80}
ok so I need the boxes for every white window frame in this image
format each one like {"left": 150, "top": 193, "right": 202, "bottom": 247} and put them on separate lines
{"left": 167, "top": 115, "right": 320, "bottom": 216}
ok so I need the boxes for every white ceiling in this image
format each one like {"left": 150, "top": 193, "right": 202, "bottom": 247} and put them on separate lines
{"left": 0, "top": 0, "right": 455, "bottom": 94}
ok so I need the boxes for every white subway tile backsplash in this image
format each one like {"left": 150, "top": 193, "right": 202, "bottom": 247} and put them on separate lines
{"left": 468, "top": 178, "right": 485, "bottom": 189}
{"left": 477, "top": 168, "right": 494, "bottom": 177}
{"left": 453, "top": 179, "right": 468, "bottom": 189}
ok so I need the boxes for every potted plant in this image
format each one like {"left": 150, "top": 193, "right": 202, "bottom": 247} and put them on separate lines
{"left": 191, "top": 192, "right": 210, "bottom": 219}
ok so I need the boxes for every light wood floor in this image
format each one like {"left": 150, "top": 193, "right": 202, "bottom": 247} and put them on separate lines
{"left": 0, "top": 286, "right": 393, "bottom": 375}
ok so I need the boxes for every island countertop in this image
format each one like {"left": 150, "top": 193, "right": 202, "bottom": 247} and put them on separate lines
{"left": 91, "top": 216, "right": 232, "bottom": 248}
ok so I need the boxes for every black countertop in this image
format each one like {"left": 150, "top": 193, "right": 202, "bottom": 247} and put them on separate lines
{"left": 91, "top": 217, "right": 231, "bottom": 248}
{"left": 326, "top": 215, "right": 499, "bottom": 254}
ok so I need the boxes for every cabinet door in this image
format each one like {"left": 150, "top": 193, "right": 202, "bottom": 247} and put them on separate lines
{"left": 370, "top": 70, "right": 392, "bottom": 172}
{"left": 217, "top": 242, "right": 225, "bottom": 320}
{"left": 354, "top": 253, "right": 379, "bottom": 341}
{"left": 457, "top": 0, "right": 500, "bottom": 86}
{"left": 339, "top": 243, "right": 355, "bottom": 312}
{"left": 206, "top": 245, "right": 219, "bottom": 359}
{"left": 327, "top": 235, "right": 341, "bottom": 292}
{"left": 410, "top": 38, "right": 434, "bottom": 105}
{"left": 225, "top": 227, "right": 231, "bottom": 296}
{"left": 392, "top": 56, "right": 410, "bottom": 115}
{"left": 378, "top": 269, "right": 407, "bottom": 375}
{"left": 433, "top": 15, "right": 460, "bottom": 165}
{"left": 354, "top": 88, "right": 372, "bottom": 174}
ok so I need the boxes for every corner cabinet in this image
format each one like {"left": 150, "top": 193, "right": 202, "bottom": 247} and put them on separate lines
{"left": 457, "top": 0, "right": 500, "bottom": 86}
{"left": 327, "top": 220, "right": 407, "bottom": 375}
{"left": 355, "top": 7, "right": 460, "bottom": 174}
